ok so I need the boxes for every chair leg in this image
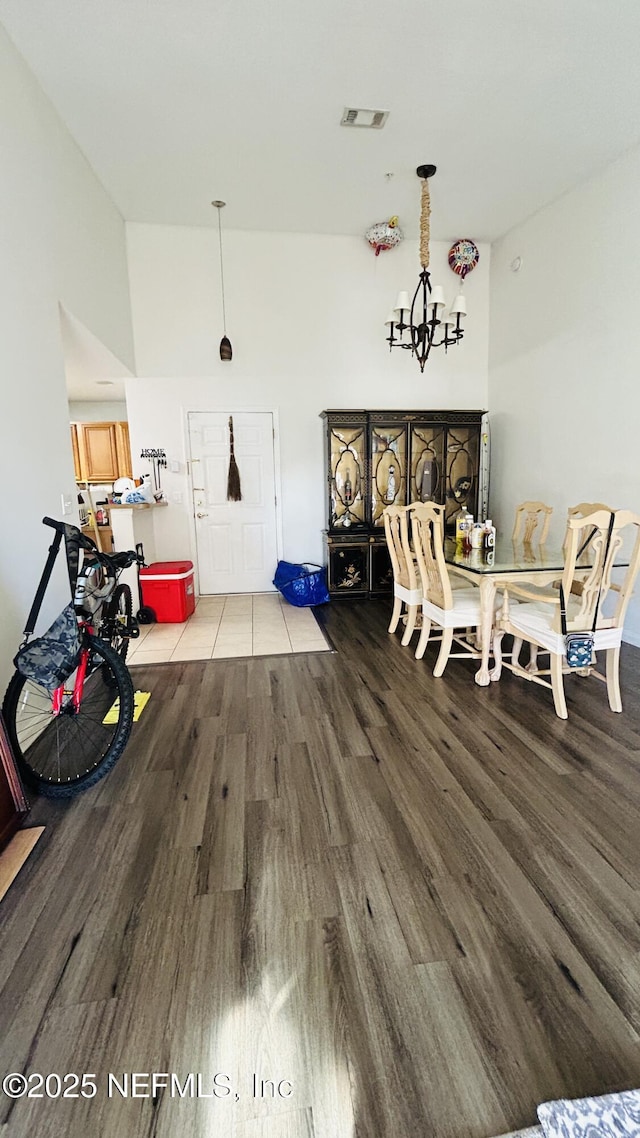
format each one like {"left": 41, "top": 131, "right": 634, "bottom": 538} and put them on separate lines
{"left": 415, "top": 617, "right": 432, "bottom": 660}
{"left": 550, "top": 652, "right": 568, "bottom": 719}
{"left": 490, "top": 629, "right": 504, "bottom": 681}
{"left": 433, "top": 627, "right": 454, "bottom": 677}
{"left": 527, "top": 644, "right": 539, "bottom": 673}
{"left": 401, "top": 604, "right": 418, "bottom": 646}
{"left": 605, "top": 646, "right": 622, "bottom": 712}
{"left": 388, "top": 596, "right": 402, "bottom": 633}
{"left": 511, "top": 637, "right": 523, "bottom": 669}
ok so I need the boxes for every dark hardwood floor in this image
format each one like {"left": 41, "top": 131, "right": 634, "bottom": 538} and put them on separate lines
{"left": 1, "top": 599, "right": 640, "bottom": 1138}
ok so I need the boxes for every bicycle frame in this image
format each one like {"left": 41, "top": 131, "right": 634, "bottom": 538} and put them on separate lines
{"left": 17, "top": 518, "right": 140, "bottom": 722}
{"left": 51, "top": 622, "right": 93, "bottom": 716}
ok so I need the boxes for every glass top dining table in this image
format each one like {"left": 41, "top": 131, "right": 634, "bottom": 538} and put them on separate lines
{"left": 443, "top": 538, "right": 568, "bottom": 686}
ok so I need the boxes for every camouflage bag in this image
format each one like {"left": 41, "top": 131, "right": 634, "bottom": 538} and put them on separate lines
{"left": 14, "top": 604, "right": 82, "bottom": 691}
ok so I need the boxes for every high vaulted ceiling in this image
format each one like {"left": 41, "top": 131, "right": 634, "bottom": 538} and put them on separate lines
{"left": 2, "top": 0, "right": 640, "bottom": 242}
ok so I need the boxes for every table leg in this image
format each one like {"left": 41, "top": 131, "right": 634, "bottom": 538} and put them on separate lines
{"left": 474, "top": 577, "right": 496, "bottom": 686}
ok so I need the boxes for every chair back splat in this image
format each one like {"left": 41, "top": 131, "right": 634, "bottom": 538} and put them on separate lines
{"left": 512, "top": 501, "right": 553, "bottom": 544}
{"left": 383, "top": 505, "right": 417, "bottom": 592}
{"left": 382, "top": 505, "right": 422, "bottom": 646}
{"left": 562, "top": 509, "right": 640, "bottom": 632}
{"left": 409, "top": 503, "right": 452, "bottom": 611}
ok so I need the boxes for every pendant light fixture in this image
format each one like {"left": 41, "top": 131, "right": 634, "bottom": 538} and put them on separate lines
{"left": 384, "top": 165, "right": 470, "bottom": 372}
{"left": 212, "top": 200, "right": 232, "bottom": 361}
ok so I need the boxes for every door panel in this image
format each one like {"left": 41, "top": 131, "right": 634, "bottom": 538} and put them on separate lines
{"left": 189, "top": 412, "right": 278, "bottom": 594}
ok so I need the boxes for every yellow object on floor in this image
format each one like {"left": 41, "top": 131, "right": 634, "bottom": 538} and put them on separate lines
{"left": 103, "top": 691, "right": 151, "bottom": 725}
{"left": 0, "top": 828, "right": 45, "bottom": 904}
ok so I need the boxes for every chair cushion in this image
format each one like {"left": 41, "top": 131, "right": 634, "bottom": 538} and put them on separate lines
{"left": 507, "top": 601, "right": 622, "bottom": 655}
{"left": 422, "top": 587, "right": 500, "bottom": 629}
{"left": 395, "top": 583, "right": 422, "bottom": 605}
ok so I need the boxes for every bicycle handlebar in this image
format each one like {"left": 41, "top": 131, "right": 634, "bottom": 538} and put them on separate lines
{"left": 42, "top": 517, "right": 142, "bottom": 567}
{"left": 43, "top": 516, "right": 72, "bottom": 533}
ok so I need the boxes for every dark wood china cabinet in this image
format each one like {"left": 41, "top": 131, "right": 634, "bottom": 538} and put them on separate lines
{"left": 321, "top": 409, "right": 486, "bottom": 597}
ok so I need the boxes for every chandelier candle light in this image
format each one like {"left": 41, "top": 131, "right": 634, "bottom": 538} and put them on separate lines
{"left": 212, "top": 200, "right": 232, "bottom": 361}
{"left": 385, "top": 165, "right": 469, "bottom": 372}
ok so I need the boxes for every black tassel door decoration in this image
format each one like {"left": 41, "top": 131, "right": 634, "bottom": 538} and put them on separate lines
{"left": 227, "top": 416, "right": 242, "bottom": 501}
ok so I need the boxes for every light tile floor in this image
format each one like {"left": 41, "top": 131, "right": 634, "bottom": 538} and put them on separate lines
{"left": 127, "top": 593, "right": 331, "bottom": 666}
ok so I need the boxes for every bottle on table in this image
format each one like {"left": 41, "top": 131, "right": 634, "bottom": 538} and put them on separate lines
{"left": 455, "top": 507, "right": 474, "bottom": 549}
{"left": 470, "top": 523, "right": 484, "bottom": 549}
{"left": 483, "top": 519, "right": 496, "bottom": 552}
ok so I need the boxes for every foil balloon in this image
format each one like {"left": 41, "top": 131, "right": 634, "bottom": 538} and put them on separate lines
{"left": 365, "top": 216, "right": 404, "bottom": 256}
{"left": 448, "top": 238, "right": 480, "bottom": 281}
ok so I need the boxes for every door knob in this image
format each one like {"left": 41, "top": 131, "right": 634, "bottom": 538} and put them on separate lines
{"left": 196, "top": 512, "right": 209, "bottom": 518}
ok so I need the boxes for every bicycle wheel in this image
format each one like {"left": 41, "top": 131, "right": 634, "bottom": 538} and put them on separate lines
{"left": 2, "top": 637, "right": 135, "bottom": 798}
{"left": 104, "top": 583, "right": 133, "bottom": 665}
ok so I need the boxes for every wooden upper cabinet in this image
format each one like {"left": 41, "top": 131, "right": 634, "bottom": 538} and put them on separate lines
{"left": 114, "top": 421, "right": 133, "bottom": 479}
{"left": 71, "top": 421, "right": 133, "bottom": 483}
{"left": 70, "top": 423, "right": 82, "bottom": 482}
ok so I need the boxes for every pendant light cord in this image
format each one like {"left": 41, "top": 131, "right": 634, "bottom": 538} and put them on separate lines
{"left": 217, "top": 207, "right": 227, "bottom": 335}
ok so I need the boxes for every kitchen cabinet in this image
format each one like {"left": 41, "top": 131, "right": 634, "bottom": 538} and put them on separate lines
{"left": 71, "top": 421, "right": 132, "bottom": 483}
{"left": 81, "top": 524, "right": 114, "bottom": 551}
{"left": 321, "top": 409, "right": 486, "bottom": 597}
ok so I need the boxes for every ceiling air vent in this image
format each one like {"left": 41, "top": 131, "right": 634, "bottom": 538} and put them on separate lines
{"left": 341, "top": 107, "right": 389, "bottom": 129}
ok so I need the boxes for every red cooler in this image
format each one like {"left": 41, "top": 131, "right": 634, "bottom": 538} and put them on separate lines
{"left": 140, "top": 560, "right": 195, "bottom": 623}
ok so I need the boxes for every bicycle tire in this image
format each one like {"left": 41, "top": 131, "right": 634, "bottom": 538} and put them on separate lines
{"left": 2, "top": 637, "right": 135, "bottom": 798}
{"left": 105, "top": 583, "right": 133, "bottom": 665}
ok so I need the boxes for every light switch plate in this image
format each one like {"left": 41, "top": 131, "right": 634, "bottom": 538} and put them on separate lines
{"left": 170, "top": 460, "right": 180, "bottom": 473}
{"left": 61, "top": 492, "right": 73, "bottom": 516}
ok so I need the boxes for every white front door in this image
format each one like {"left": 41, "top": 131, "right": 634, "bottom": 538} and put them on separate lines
{"left": 188, "top": 411, "right": 279, "bottom": 594}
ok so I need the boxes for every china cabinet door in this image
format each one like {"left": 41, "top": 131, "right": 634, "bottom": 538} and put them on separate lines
{"left": 408, "top": 422, "right": 446, "bottom": 505}
{"left": 369, "top": 420, "right": 407, "bottom": 528}
{"left": 444, "top": 423, "right": 481, "bottom": 528}
{"left": 326, "top": 540, "right": 369, "bottom": 595}
{"left": 326, "top": 417, "right": 367, "bottom": 532}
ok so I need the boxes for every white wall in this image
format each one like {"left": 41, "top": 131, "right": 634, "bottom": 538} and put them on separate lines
{"left": 489, "top": 145, "right": 640, "bottom": 644}
{"left": 69, "top": 401, "right": 128, "bottom": 422}
{"left": 0, "top": 24, "right": 134, "bottom": 689}
{"left": 126, "top": 224, "right": 490, "bottom": 576}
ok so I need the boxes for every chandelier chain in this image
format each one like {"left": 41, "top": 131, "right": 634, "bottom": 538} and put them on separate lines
{"left": 419, "top": 177, "right": 431, "bottom": 270}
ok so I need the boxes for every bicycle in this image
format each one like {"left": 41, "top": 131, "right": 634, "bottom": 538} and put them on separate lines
{"left": 2, "top": 517, "right": 143, "bottom": 798}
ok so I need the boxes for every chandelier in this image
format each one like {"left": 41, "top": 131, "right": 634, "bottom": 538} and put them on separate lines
{"left": 385, "top": 164, "right": 471, "bottom": 372}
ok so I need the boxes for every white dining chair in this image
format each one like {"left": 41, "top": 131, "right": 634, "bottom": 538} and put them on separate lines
{"left": 493, "top": 508, "right": 640, "bottom": 718}
{"left": 383, "top": 505, "right": 422, "bottom": 646}
{"left": 409, "top": 502, "right": 500, "bottom": 677}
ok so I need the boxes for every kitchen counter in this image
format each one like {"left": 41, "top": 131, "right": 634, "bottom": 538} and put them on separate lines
{"left": 109, "top": 501, "right": 168, "bottom": 510}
